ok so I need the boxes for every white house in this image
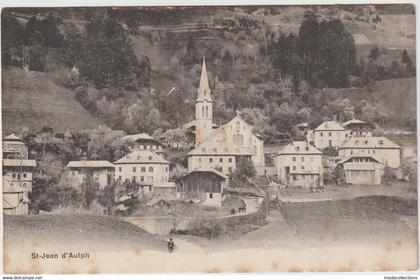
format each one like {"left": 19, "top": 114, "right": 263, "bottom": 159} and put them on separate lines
{"left": 114, "top": 150, "right": 170, "bottom": 194}
{"left": 65, "top": 161, "right": 115, "bottom": 190}
{"left": 338, "top": 136, "right": 401, "bottom": 168}
{"left": 311, "top": 121, "right": 348, "bottom": 150}
{"left": 186, "top": 58, "right": 265, "bottom": 176}
{"left": 337, "top": 153, "right": 384, "bottom": 185}
{"left": 276, "top": 141, "right": 323, "bottom": 188}
{"left": 2, "top": 134, "right": 36, "bottom": 215}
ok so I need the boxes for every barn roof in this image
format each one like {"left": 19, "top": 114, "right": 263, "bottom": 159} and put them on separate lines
{"left": 185, "top": 167, "right": 228, "bottom": 179}
{"left": 314, "top": 121, "right": 345, "bottom": 131}
{"left": 339, "top": 136, "right": 400, "bottom": 149}
{"left": 66, "top": 160, "right": 114, "bottom": 169}
{"left": 114, "top": 150, "right": 170, "bottom": 165}
{"left": 337, "top": 153, "right": 384, "bottom": 165}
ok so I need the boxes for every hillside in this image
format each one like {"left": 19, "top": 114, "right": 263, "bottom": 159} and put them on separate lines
{"left": 2, "top": 67, "right": 102, "bottom": 134}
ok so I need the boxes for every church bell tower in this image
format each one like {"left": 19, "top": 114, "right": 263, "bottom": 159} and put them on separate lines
{"left": 195, "top": 57, "right": 213, "bottom": 146}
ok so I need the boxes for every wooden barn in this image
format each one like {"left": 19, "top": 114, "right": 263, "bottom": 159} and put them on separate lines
{"left": 181, "top": 167, "right": 228, "bottom": 207}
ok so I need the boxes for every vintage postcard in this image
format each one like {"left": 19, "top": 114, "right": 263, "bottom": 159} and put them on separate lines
{"left": 1, "top": 4, "right": 417, "bottom": 274}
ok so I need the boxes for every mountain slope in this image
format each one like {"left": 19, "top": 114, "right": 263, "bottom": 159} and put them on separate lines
{"left": 2, "top": 67, "right": 102, "bottom": 133}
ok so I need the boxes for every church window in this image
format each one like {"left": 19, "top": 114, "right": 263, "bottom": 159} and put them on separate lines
{"left": 205, "top": 106, "right": 208, "bottom": 117}
{"left": 240, "top": 135, "right": 244, "bottom": 146}
{"left": 199, "top": 158, "right": 201, "bottom": 163}
{"left": 236, "top": 121, "right": 240, "bottom": 131}
{"left": 202, "top": 106, "right": 205, "bottom": 117}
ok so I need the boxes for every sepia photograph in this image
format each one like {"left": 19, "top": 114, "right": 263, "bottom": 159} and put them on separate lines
{"left": 1, "top": 3, "right": 418, "bottom": 274}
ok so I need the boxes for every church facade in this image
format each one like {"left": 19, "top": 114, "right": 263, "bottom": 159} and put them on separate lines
{"left": 187, "top": 59, "right": 265, "bottom": 176}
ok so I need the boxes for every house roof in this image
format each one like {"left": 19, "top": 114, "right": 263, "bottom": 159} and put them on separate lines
{"left": 339, "top": 136, "right": 400, "bottom": 149}
{"left": 278, "top": 141, "right": 322, "bottom": 155}
{"left": 314, "top": 121, "right": 345, "bottom": 131}
{"left": 3, "top": 134, "right": 22, "bottom": 142}
{"left": 337, "top": 152, "right": 384, "bottom": 165}
{"left": 343, "top": 119, "right": 366, "bottom": 127}
{"left": 184, "top": 167, "right": 228, "bottom": 179}
{"left": 66, "top": 161, "right": 114, "bottom": 169}
{"left": 114, "top": 150, "right": 170, "bottom": 165}
{"left": 3, "top": 159, "right": 36, "bottom": 167}
{"left": 122, "top": 133, "right": 161, "bottom": 144}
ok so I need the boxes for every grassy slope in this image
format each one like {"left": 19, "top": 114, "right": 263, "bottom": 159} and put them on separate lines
{"left": 2, "top": 67, "right": 102, "bottom": 134}
{"left": 3, "top": 214, "right": 167, "bottom": 252}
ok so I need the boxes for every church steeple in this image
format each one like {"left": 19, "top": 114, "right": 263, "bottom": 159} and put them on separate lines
{"left": 195, "top": 57, "right": 213, "bottom": 146}
{"left": 197, "top": 57, "right": 212, "bottom": 102}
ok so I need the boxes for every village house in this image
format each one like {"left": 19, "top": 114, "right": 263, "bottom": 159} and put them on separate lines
{"left": 2, "top": 134, "right": 36, "bottom": 215}
{"left": 65, "top": 161, "right": 115, "bottom": 190}
{"left": 122, "top": 133, "right": 164, "bottom": 154}
{"left": 342, "top": 119, "right": 373, "bottom": 137}
{"left": 186, "top": 58, "right": 265, "bottom": 176}
{"left": 337, "top": 153, "right": 384, "bottom": 185}
{"left": 338, "top": 136, "right": 401, "bottom": 168}
{"left": 276, "top": 141, "right": 323, "bottom": 188}
{"left": 181, "top": 167, "right": 228, "bottom": 207}
{"left": 114, "top": 150, "right": 170, "bottom": 194}
{"left": 310, "top": 121, "right": 348, "bottom": 150}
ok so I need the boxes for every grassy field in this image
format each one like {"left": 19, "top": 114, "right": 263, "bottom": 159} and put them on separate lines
{"left": 3, "top": 214, "right": 167, "bottom": 253}
{"left": 2, "top": 67, "right": 101, "bottom": 134}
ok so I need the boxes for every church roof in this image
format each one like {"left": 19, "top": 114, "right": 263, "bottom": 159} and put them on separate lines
{"left": 196, "top": 57, "right": 212, "bottom": 102}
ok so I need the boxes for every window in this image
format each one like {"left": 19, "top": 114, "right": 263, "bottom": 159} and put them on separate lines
{"left": 220, "top": 158, "right": 223, "bottom": 163}
{"left": 205, "top": 106, "right": 208, "bottom": 117}
{"left": 12, "top": 174, "right": 16, "bottom": 179}
{"left": 119, "top": 167, "right": 122, "bottom": 172}
{"left": 350, "top": 150, "right": 353, "bottom": 154}
{"left": 149, "top": 156, "right": 152, "bottom": 160}
{"left": 141, "top": 167, "right": 146, "bottom": 172}
{"left": 306, "top": 146, "right": 309, "bottom": 151}
{"left": 329, "top": 132, "right": 332, "bottom": 136}
{"left": 132, "top": 176, "right": 136, "bottom": 182}
{"left": 209, "top": 158, "right": 213, "bottom": 163}
{"left": 119, "top": 176, "right": 122, "bottom": 181}
{"left": 292, "top": 175, "right": 296, "bottom": 181}
{"left": 209, "top": 193, "right": 213, "bottom": 199}
{"left": 328, "top": 140, "right": 332, "bottom": 146}
{"left": 229, "top": 158, "right": 232, "bottom": 163}
{"left": 301, "top": 166, "right": 305, "bottom": 170}
{"left": 296, "top": 146, "right": 300, "bottom": 151}
{"left": 236, "top": 121, "right": 240, "bottom": 131}
{"left": 292, "top": 157, "right": 296, "bottom": 162}
{"left": 149, "top": 186, "right": 152, "bottom": 192}
{"left": 229, "top": 167, "right": 233, "bottom": 173}
{"left": 292, "top": 166, "right": 296, "bottom": 171}
{"left": 140, "top": 176, "right": 144, "bottom": 182}
{"left": 149, "top": 167, "right": 153, "bottom": 172}
{"left": 23, "top": 183, "right": 26, "bottom": 188}
{"left": 320, "top": 132, "right": 323, "bottom": 137}
{"left": 202, "top": 106, "right": 205, "bottom": 117}
{"left": 301, "top": 157, "right": 304, "bottom": 162}
{"left": 23, "top": 173, "right": 27, "bottom": 178}
{"left": 133, "top": 167, "right": 136, "bottom": 172}
{"left": 373, "top": 150, "right": 376, "bottom": 154}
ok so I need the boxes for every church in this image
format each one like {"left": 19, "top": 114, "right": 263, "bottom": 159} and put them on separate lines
{"left": 186, "top": 58, "right": 265, "bottom": 176}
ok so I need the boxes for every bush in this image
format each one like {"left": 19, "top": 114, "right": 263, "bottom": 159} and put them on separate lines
{"left": 383, "top": 167, "right": 397, "bottom": 185}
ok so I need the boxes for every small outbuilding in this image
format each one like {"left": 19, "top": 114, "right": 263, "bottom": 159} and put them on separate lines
{"left": 181, "top": 167, "right": 228, "bottom": 207}
{"left": 337, "top": 153, "right": 384, "bottom": 185}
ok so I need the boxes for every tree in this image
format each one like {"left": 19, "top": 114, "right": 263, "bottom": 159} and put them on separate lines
{"left": 368, "top": 46, "right": 380, "bottom": 61}
{"left": 401, "top": 49, "right": 415, "bottom": 77}
{"left": 229, "top": 157, "right": 256, "bottom": 188}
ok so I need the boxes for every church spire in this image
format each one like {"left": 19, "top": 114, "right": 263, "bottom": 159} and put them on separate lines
{"left": 197, "top": 57, "right": 211, "bottom": 101}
